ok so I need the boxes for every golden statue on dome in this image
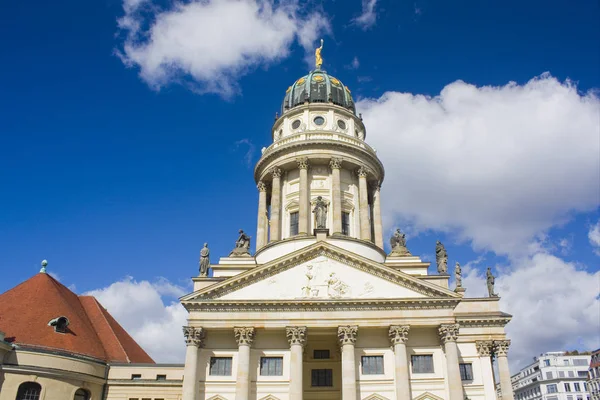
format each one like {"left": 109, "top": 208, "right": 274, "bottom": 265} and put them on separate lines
{"left": 315, "top": 39, "right": 324, "bottom": 69}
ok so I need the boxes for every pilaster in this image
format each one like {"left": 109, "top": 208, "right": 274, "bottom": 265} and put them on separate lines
{"left": 357, "top": 166, "right": 371, "bottom": 241}
{"left": 330, "top": 157, "right": 343, "bottom": 234}
{"left": 269, "top": 167, "right": 282, "bottom": 242}
{"left": 256, "top": 181, "right": 268, "bottom": 250}
{"left": 287, "top": 326, "right": 307, "bottom": 400}
{"left": 494, "top": 340, "right": 514, "bottom": 400}
{"left": 297, "top": 158, "right": 310, "bottom": 235}
{"left": 439, "top": 323, "right": 464, "bottom": 400}
{"left": 182, "top": 326, "right": 205, "bottom": 400}
{"left": 234, "top": 327, "right": 255, "bottom": 400}
{"left": 389, "top": 325, "right": 411, "bottom": 400}
{"left": 372, "top": 182, "right": 383, "bottom": 248}
{"left": 338, "top": 326, "right": 358, "bottom": 400}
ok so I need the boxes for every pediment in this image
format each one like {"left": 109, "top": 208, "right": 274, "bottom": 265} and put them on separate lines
{"left": 181, "top": 242, "right": 459, "bottom": 305}
{"left": 413, "top": 392, "right": 444, "bottom": 400}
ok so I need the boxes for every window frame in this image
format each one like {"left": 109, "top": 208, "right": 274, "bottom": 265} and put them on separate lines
{"left": 311, "top": 368, "right": 333, "bottom": 387}
{"left": 547, "top": 384, "right": 558, "bottom": 394}
{"left": 209, "top": 356, "right": 233, "bottom": 376}
{"left": 289, "top": 211, "right": 299, "bottom": 236}
{"left": 341, "top": 211, "right": 351, "bottom": 235}
{"left": 361, "top": 355, "right": 384, "bottom": 375}
{"left": 459, "top": 362, "right": 474, "bottom": 381}
{"left": 259, "top": 356, "right": 284, "bottom": 376}
{"left": 313, "top": 349, "right": 330, "bottom": 360}
{"left": 411, "top": 354, "right": 434, "bottom": 374}
{"left": 16, "top": 382, "right": 42, "bottom": 400}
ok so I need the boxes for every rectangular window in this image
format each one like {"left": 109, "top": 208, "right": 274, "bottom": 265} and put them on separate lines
{"left": 569, "top": 370, "right": 575, "bottom": 377}
{"left": 578, "top": 371, "right": 588, "bottom": 377}
{"left": 460, "top": 363, "right": 474, "bottom": 381}
{"left": 547, "top": 384, "right": 558, "bottom": 394}
{"left": 574, "top": 383, "right": 581, "bottom": 392}
{"left": 290, "top": 211, "right": 299, "bottom": 236}
{"left": 361, "top": 355, "right": 384, "bottom": 375}
{"left": 568, "top": 396, "right": 574, "bottom": 400}
{"left": 565, "top": 360, "right": 571, "bottom": 366}
{"left": 560, "top": 371, "right": 566, "bottom": 378}
{"left": 311, "top": 369, "right": 333, "bottom": 387}
{"left": 566, "top": 383, "right": 571, "bottom": 392}
{"left": 314, "top": 349, "right": 330, "bottom": 359}
{"left": 260, "top": 357, "right": 283, "bottom": 376}
{"left": 342, "top": 212, "right": 350, "bottom": 235}
{"left": 411, "top": 355, "right": 434, "bottom": 374}
{"left": 209, "top": 357, "right": 232, "bottom": 376}
{"left": 156, "top": 375, "right": 166, "bottom": 381}
{"left": 544, "top": 359, "right": 551, "bottom": 366}
{"left": 546, "top": 372, "right": 553, "bottom": 379}
{"left": 131, "top": 374, "right": 141, "bottom": 380}
{"left": 574, "top": 359, "right": 589, "bottom": 366}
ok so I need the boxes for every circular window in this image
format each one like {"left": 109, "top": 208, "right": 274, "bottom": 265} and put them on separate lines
{"left": 337, "top": 120, "right": 347, "bottom": 130}
{"left": 314, "top": 116, "right": 325, "bottom": 126}
{"left": 291, "top": 120, "right": 301, "bottom": 129}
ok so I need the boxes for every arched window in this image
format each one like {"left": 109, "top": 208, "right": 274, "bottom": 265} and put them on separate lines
{"left": 16, "top": 382, "right": 41, "bottom": 400}
{"left": 74, "top": 389, "right": 90, "bottom": 400}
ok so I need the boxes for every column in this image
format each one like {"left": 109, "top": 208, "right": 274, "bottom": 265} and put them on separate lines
{"left": 439, "top": 324, "right": 464, "bottom": 400}
{"left": 389, "top": 325, "right": 411, "bottom": 400}
{"left": 495, "top": 340, "right": 515, "bottom": 400}
{"left": 269, "top": 167, "right": 282, "bottom": 242}
{"left": 256, "top": 181, "right": 268, "bottom": 251}
{"left": 330, "top": 158, "right": 343, "bottom": 234}
{"left": 234, "top": 327, "right": 255, "bottom": 400}
{"left": 476, "top": 341, "right": 496, "bottom": 400}
{"left": 297, "top": 157, "right": 310, "bottom": 234}
{"left": 338, "top": 326, "right": 358, "bottom": 400}
{"left": 286, "top": 326, "right": 307, "bottom": 400}
{"left": 372, "top": 182, "right": 384, "bottom": 248}
{"left": 182, "top": 326, "right": 205, "bottom": 400}
{"left": 357, "top": 167, "right": 371, "bottom": 241}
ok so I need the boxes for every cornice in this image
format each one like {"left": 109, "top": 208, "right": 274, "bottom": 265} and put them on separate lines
{"left": 180, "top": 241, "right": 460, "bottom": 304}
{"left": 184, "top": 298, "right": 460, "bottom": 312}
{"left": 455, "top": 313, "right": 512, "bottom": 328}
{"left": 254, "top": 139, "right": 385, "bottom": 182}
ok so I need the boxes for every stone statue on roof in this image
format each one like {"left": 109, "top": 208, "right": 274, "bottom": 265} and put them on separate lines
{"left": 229, "top": 229, "right": 252, "bottom": 257}
{"left": 436, "top": 240, "right": 448, "bottom": 274}
{"left": 389, "top": 229, "right": 412, "bottom": 256}
{"left": 199, "top": 243, "right": 210, "bottom": 277}
{"left": 455, "top": 262, "right": 462, "bottom": 288}
{"left": 486, "top": 267, "right": 498, "bottom": 297}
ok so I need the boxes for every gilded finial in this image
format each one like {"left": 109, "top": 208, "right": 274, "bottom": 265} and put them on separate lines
{"left": 315, "top": 39, "right": 324, "bottom": 69}
{"left": 40, "top": 259, "right": 48, "bottom": 273}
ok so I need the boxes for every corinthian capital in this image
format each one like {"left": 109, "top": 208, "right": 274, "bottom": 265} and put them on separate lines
{"left": 182, "top": 326, "right": 205, "bottom": 347}
{"left": 271, "top": 167, "right": 282, "bottom": 178}
{"left": 338, "top": 325, "right": 358, "bottom": 345}
{"left": 286, "top": 326, "right": 307, "bottom": 346}
{"left": 296, "top": 157, "right": 310, "bottom": 170}
{"left": 357, "top": 166, "right": 369, "bottom": 178}
{"left": 329, "top": 157, "right": 343, "bottom": 170}
{"left": 257, "top": 181, "right": 267, "bottom": 192}
{"left": 476, "top": 340, "right": 494, "bottom": 357}
{"left": 438, "top": 323, "right": 460, "bottom": 344}
{"left": 234, "top": 327, "right": 255, "bottom": 346}
{"left": 389, "top": 325, "right": 410, "bottom": 345}
{"left": 493, "top": 340, "right": 511, "bottom": 357}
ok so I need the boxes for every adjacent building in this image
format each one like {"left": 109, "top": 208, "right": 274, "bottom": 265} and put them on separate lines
{"left": 589, "top": 349, "right": 600, "bottom": 400}
{"left": 511, "top": 352, "right": 591, "bottom": 400}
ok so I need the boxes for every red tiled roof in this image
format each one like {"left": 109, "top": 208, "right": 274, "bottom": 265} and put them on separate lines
{"left": 0, "top": 273, "right": 154, "bottom": 363}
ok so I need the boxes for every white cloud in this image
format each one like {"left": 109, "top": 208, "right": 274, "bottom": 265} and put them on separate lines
{"left": 589, "top": 220, "right": 600, "bottom": 255}
{"left": 117, "top": 0, "right": 330, "bottom": 97}
{"left": 358, "top": 74, "right": 600, "bottom": 256}
{"left": 347, "top": 56, "right": 360, "bottom": 70}
{"left": 85, "top": 277, "right": 188, "bottom": 363}
{"left": 352, "top": 0, "right": 378, "bottom": 30}
{"left": 462, "top": 253, "right": 600, "bottom": 371}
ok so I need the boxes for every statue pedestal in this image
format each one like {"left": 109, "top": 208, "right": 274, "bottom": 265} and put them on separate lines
{"left": 192, "top": 276, "right": 225, "bottom": 291}
{"left": 454, "top": 287, "right": 466, "bottom": 297}
{"left": 314, "top": 228, "right": 329, "bottom": 241}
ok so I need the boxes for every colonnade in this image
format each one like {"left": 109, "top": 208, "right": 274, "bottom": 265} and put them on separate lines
{"left": 255, "top": 157, "right": 384, "bottom": 251}
{"left": 180, "top": 324, "right": 514, "bottom": 400}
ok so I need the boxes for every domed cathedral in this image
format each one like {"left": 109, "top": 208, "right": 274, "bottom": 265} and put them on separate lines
{"left": 179, "top": 43, "right": 515, "bottom": 400}
{"left": 254, "top": 66, "right": 384, "bottom": 250}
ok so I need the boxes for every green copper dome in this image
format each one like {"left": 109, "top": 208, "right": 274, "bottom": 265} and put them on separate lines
{"left": 282, "top": 69, "right": 355, "bottom": 114}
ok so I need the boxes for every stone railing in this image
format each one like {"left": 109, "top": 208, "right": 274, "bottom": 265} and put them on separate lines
{"left": 262, "top": 132, "right": 377, "bottom": 156}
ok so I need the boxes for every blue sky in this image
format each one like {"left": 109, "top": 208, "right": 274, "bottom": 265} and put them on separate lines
{"left": 1, "top": 0, "right": 599, "bottom": 366}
